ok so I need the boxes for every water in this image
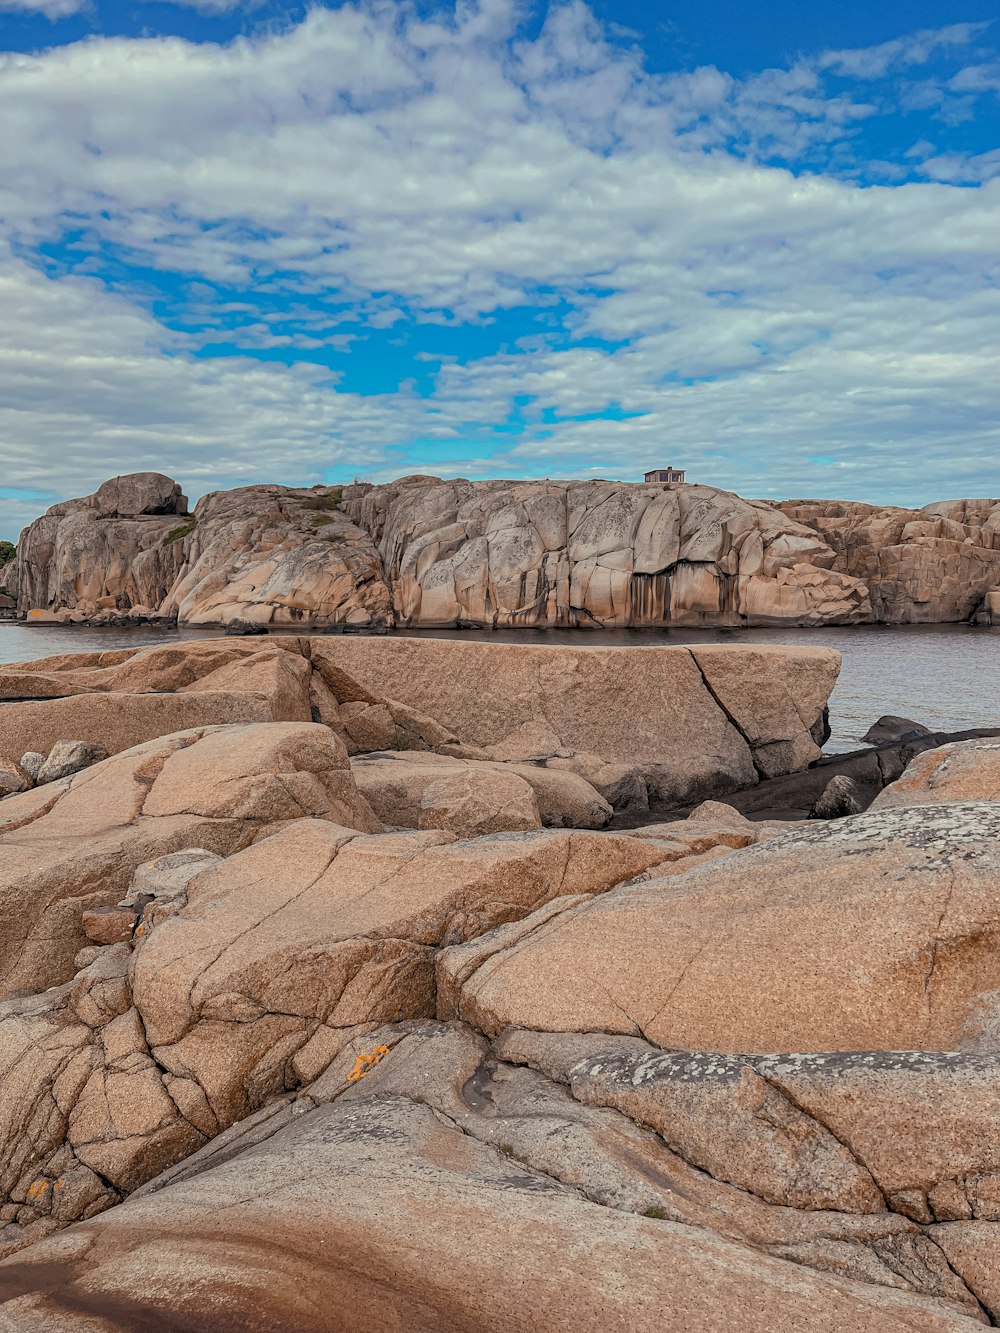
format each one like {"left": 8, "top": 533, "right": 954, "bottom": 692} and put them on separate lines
{"left": 1, "top": 621, "right": 998, "bottom": 753}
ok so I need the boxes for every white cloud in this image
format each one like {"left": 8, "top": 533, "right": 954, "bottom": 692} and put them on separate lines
{"left": 817, "top": 22, "right": 990, "bottom": 80}
{"left": 0, "top": 1, "right": 998, "bottom": 537}
{"left": 0, "top": 0, "right": 86, "bottom": 17}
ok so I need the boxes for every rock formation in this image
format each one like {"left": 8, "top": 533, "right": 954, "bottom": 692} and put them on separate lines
{"left": 778, "top": 497, "right": 1000, "bottom": 624}
{"left": 0, "top": 636, "right": 997, "bottom": 1327}
{"left": 14, "top": 473, "right": 190, "bottom": 617}
{"left": 14, "top": 471, "right": 1000, "bottom": 627}
{"left": 158, "top": 483, "right": 393, "bottom": 629}
{"left": 340, "top": 475, "right": 872, "bottom": 627}
{"left": 0, "top": 637, "right": 840, "bottom": 811}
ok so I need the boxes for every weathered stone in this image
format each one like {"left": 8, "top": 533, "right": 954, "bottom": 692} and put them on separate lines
{"left": 321, "top": 636, "right": 840, "bottom": 806}
{"left": 79, "top": 907, "right": 135, "bottom": 946}
{"left": 343, "top": 477, "right": 872, "bottom": 627}
{"left": 0, "top": 766, "right": 28, "bottom": 798}
{"left": 350, "top": 751, "right": 611, "bottom": 830}
{"left": 418, "top": 770, "right": 542, "bottom": 837}
{"left": 779, "top": 497, "right": 1000, "bottom": 624}
{"left": 0, "top": 721, "right": 379, "bottom": 996}
{"left": 36, "top": 741, "right": 108, "bottom": 785}
{"left": 159, "top": 484, "right": 393, "bottom": 629}
{"left": 862, "top": 716, "right": 933, "bottom": 746}
{"left": 18, "top": 753, "right": 44, "bottom": 782}
{"left": 443, "top": 802, "right": 1000, "bottom": 1053}
{"left": 812, "top": 774, "right": 868, "bottom": 818}
{"left": 931, "top": 1222, "right": 1000, "bottom": 1321}
{"left": 0, "top": 1046, "right": 981, "bottom": 1332}
{"left": 872, "top": 739, "right": 1000, "bottom": 809}
{"left": 0, "top": 825, "right": 676, "bottom": 1253}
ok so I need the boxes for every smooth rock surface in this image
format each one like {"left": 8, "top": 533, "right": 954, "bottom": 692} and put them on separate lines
{"left": 442, "top": 802, "right": 1000, "bottom": 1053}
{"left": 322, "top": 636, "right": 840, "bottom": 806}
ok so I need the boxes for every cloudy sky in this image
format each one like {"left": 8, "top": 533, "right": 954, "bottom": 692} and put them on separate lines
{"left": 1, "top": 0, "right": 999, "bottom": 537}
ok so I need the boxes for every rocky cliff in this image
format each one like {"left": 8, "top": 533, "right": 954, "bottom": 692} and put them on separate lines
{"left": 778, "top": 497, "right": 1000, "bottom": 624}
{"left": 12, "top": 471, "right": 1000, "bottom": 627}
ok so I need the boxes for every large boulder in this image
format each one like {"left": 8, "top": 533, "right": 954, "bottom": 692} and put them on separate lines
{"left": 90, "top": 473, "right": 187, "bottom": 518}
{"left": 317, "top": 637, "right": 841, "bottom": 805}
{"left": 872, "top": 738, "right": 1000, "bottom": 809}
{"left": 440, "top": 802, "right": 1000, "bottom": 1053}
{"left": 350, "top": 751, "right": 612, "bottom": 830}
{"left": 0, "top": 645, "right": 317, "bottom": 765}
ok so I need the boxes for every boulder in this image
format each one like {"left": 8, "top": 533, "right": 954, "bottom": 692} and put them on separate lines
{"left": 0, "top": 643, "right": 316, "bottom": 766}
{"left": 0, "top": 766, "right": 28, "bottom": 798}
{"left": 0, "top": 692, "right": 289, "bottom": 768}
{"left": 872, "top": 739, "right": 1000, "bottom": 809}
{"left": 35, "top": 741, "right": 108, "bottom": 785}
{"left": 318, "top": 637, "right": 841, "bottom": 806}
{"left": 440, "top": 802, "right": 1000, "bottom": 1053}
{"left": 811, "top": 774, "right": 868, "bottom": 818}
{"left": 418, "top": 770, "right": 542, "bottom": 837}
{"left": 0, "top": 721, "right": 379, "bottom": 996}
{"left": 90, "top": 473, "right": 187, "bottom": 518}
{"left": 18, "top": 753, "right": 44, "bottom": 782}
{"left": 862, "top": 716, "right": 933, "bottom": 747}
{"left": 350, "top": 752, "right": 611, "bottom": 830}
{"left": 932, "top": 1224, "right": 1000, "bottom": 1320}
{"left": 224, "top": 618, "right": 269, "bottom": 635}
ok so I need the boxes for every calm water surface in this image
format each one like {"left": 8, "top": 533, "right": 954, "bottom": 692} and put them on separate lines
{"left": 1, "top": 621, "right": 998, "bottom": 754}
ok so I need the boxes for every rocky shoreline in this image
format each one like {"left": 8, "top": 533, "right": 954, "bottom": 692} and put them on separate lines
{"left": 0, "top": 634, "right": 997, "bottom": 1328}
{"left": 6, "top": 471, "right": 1000, "bottom": 632}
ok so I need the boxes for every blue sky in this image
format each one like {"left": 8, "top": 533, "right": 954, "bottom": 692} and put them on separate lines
{"left": 1, "top": 0, "right": 999, "bottom": 538}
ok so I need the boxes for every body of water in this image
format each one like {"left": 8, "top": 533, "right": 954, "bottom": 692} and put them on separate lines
{"left": 1, "top": 621, "right": 997, "bottom": 753}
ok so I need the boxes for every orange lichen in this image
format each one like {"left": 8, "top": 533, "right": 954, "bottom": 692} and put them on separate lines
{"left": 346, "top": 1045, "right": 390, "bottom": 1082}
{"left": 26, "top": 1179, "right": 50, "bottom": 1200}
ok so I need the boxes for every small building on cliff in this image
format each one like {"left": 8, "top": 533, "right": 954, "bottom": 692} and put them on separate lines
{"left": 644, "top": 467, "right": 685, "bottom": 484}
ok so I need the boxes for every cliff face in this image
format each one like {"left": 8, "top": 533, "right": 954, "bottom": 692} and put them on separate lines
{"left": 16, "top": 475, "right": 394, "bottom": 631}
{"left": 13, "top": 472, "right": 1000, "bottom": 628}
{"left": 341, "top": 476, "right": 872, "bottom": 628}
{"left": 14, "top": 473, "right": 189, "bottom": 616}
{"left": 778, "top": 498, "right": 1000, "bottom": 624}
{"left": 159, "top": 484, "right": 393, "bottom": 629}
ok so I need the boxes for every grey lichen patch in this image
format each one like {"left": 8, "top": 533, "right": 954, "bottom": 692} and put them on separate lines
{"left": 753, "top": 1050, "right": 1000, "bottom": 1079}
{"left": 720, "top": 802, "right": 1000, "bottom": 856}
{"left": 570, "top": 1050, "right": 752, "bottom": 1089}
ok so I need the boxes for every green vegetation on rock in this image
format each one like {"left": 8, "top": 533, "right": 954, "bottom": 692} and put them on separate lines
{"left": 302, "top": 487, "right": 343, "bottom": 512}
{"left": 164, "top": 517, "right": 197, "bottom": 544}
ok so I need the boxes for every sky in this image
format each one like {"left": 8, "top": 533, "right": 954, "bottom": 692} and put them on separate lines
{"left": 1, "top": 0, "right": 999, "bottom": 538}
